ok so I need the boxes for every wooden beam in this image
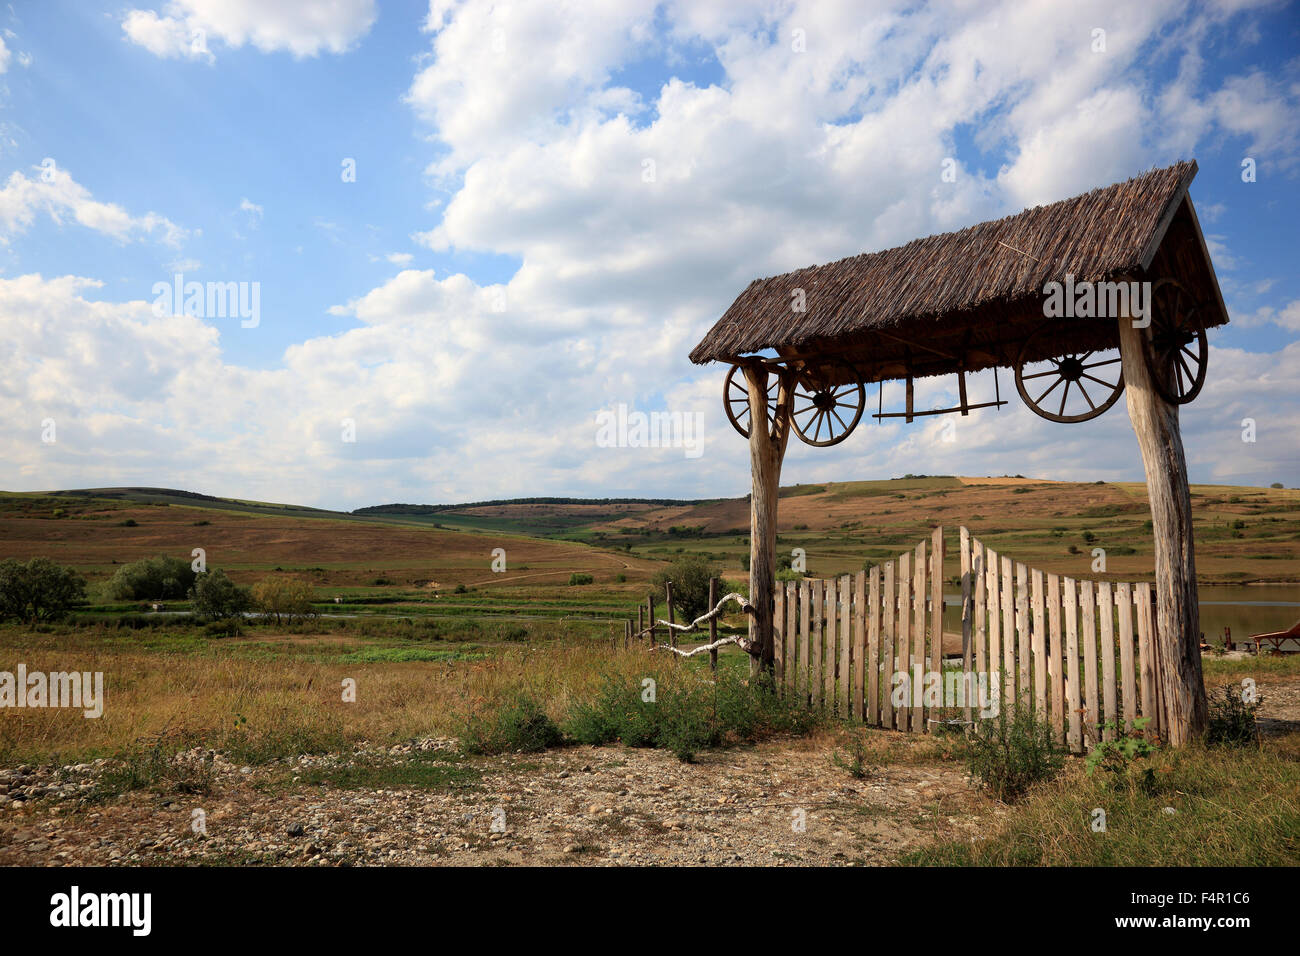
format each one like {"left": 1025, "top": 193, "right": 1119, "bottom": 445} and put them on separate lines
{"left": 744, "top": 364, "right": 791, "bottom": 679}
{"left": 1117, "top": 314, "right": 1208, "bottom": 745}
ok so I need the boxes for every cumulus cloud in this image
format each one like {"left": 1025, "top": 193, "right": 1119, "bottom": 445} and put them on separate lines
{"left": 123, "top": 0, "right": 376, "bottom": 60}
{"left": 7, "top": 0, "right": 1300, "bottom": 505}
{"left": 0, "top": 164, "right": 187, "bottom": 246}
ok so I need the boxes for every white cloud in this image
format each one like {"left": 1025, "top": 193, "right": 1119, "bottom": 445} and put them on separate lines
{"left": 0, "top": 165, "right": 187, "bottom": 246}
{"left": 123, "top": 0, "right": 377, "bottom": 60}
{"left": 8, "top": 0, "right": 1300, "bottom": 505}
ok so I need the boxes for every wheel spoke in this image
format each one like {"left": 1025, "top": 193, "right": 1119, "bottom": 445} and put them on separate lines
{"left": 1021, "top": 367, "right": 1061, "bottom": 381}
{"left": 1082, "top": 357, "right": 1121, "bottom": 369}
{"left": 830, "top": 407, "right": 849, "bottom": 433}
{"left": 1058, "top": 380, "right": 1071, "bottom": 418}
{"left": 812, "top": 410, "right": 826, "bottom": 442}
{"left": 1080, "top": 372, "right": 1118, "bottom": 390}
{"left": 1035, "top": 375, "right": 1065, "bottom": 406}
{"left": 1077, "top": 380, "right": 1097, "bottom": 410}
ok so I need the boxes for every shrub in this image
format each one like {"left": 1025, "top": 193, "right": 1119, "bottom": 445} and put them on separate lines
{"left": 965, "top": 705, "right": 1065, "bottom": 801}
{"left": 189, "top": 569, "right": 251, "bottom": 621}
{"left": 568, "top": 572, "right": 594, "bottom": 586}
{"left": 251, "top": 575, "right": 317, "bottom": 624}
{"left": 650, "top": 556, "right": 719, "bottom": 622}
{"left": 460, "top": 693, "right": 563, "bottom": 755}
{"left": 562, "top": 669, "right": 818, "bottom": 762}
{"left": 1085, "top": 717, "right": 1159, "bottom": 789}
{"left": 106, "top": 555, "right": 196, "bottom": 601}
{"left": 1205, "top": 684, "right": 1263, "bottom": 748}
{"left": 0, "top": 557, "right": 86, "bottom": 623}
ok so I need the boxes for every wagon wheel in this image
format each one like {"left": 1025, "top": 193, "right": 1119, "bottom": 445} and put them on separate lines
{"left": 723, "top": 363, "right": 780, "bottom": 440}
{"left": 790, "top": 359, "right": 865, "bottom": 447}
{"left": 1015, "top": 324, "right": 1125, "bottom": 423}
{"left": 1142, "top": 277, "right": 1207, "bottom": 405}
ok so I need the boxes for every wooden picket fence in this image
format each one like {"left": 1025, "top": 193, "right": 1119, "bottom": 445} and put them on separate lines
{"left": 774, "top": 526, "right": 1159, "bottom": 753}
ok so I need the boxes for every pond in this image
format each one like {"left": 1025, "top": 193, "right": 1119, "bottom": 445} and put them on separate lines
{"left": 939, "top": 583, "right": 1300, "bottom": 644}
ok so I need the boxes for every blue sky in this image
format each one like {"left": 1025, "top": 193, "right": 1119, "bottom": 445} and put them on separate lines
{"left": 1, "top": 0, "right": 1298, "bottom": 509}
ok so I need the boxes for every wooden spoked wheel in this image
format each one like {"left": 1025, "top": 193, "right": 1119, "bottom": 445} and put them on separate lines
{"left": 1015, "top": 325, "right": 1125, "bottom": 423}
{"left": 723, "top": 363, "right": 779, "bottom": 440}
{"left": 1143, "top": 277, "right": 1208, "bottom": 405}
{"left": 789, "top": 359, "right": 865, "bottom": 447}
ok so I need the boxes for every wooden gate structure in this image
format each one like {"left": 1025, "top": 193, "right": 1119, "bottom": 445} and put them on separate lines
{"left": 773, "top": 527, "right": 1160, "bottom": 752}
{"left": 690, "top": 161, "right": 1229, "bottom": 746}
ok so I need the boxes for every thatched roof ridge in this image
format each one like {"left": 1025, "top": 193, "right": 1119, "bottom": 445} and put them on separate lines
{"left": 690, "top": 161, "right": 1219, "bottom": 366}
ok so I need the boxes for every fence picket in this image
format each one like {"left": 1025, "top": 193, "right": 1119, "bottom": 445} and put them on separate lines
{"left": 930, "top": 527, "right": 944, "bottom": 698}
{"left": 912, "top": 541, "right": 927, "bottom": 731}
{"left": 1081, "top": 580, "right": 1099, "bottom": 748}
{"left": 897, "top": 551, "right": 911, "bottom": 731}
{"left": 1064, "top": 577, "right": 1082, "bottom": 752}
{"left": 1048, "top": 573, "right": 1064, "bottom": 743}
{"left": 774, "top": 584, "right": 785, "bottom": 690}
{"left": 881, "top": 560, "right": 895, "bottom": 728}
{"left": 840, "top": 574, "right": 853, "bottom": 718}
{"left": 1031, "top": 569, "right": 1046, "bottom": 720}
{"left": 1137, "top": 583, "right": 1156, "bottom": 736}
{"left": 973, "top": 541, "right": 987, "bottom": 690}
{"left": 853, "top": 570, "right": 867, "bottom": 721}
{"left": 811, "top": 578, "right": 824, "bottom": 710}
{"left": 784, "top": 581, "right": 797, "bottom": 696}
{"left": 867, "top": 565, "right": 881, "bottom": 726}
{"left": 986, "top": 549, "right": 1001, "bottom": 717}
{"left": 1099, "top": 581, "right": 1116, "bottom": 740}
{"left": 1117, "top": 582, "right": 1136, "bottom": 728}
{"left": 1015, "top": 563, "right": 1030, "bottom": 711}
{"left": 960, "top": 528, "right": 973, "bottom": 724}
{"left": 799, "top": 580, "right": 811, "bottom": 707}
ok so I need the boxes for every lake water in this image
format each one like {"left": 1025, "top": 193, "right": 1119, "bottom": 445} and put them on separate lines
{"left": 940, "top": 583, "right": 1300, "bottom": 644}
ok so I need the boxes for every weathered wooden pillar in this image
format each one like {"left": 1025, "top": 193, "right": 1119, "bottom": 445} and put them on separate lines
{"left": 1117, "top": 315, "right": 1208, "bottom": 745}
{"left": 744, "top": 363, "right": 790, "bottom": 677}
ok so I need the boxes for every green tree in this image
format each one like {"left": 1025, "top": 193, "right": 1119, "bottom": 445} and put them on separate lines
{"left": 650, "top": 556, "right": 719, "bottom": 623}
{"left": 0, "top": 557, "right": 86, "bottom": 623}
{"left": 189, "top": 569, "right": 251, "bottom": 621}
{"left": 251, "top": 575, "right": 317, "bottom": 624}
{"left": 106, "top": 555, "right": 197, "bottom": 601}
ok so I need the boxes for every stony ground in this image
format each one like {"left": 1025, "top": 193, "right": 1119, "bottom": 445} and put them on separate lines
{"left": 0, "top": 735, "right": 997, "bottom": 867}
{"left": 3, "top": 670, "right": 1295, "bottom": 868}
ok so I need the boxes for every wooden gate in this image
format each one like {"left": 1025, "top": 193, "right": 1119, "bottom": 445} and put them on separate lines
{"left": 773, "top": 527, "right": 1159, "bottom": 753}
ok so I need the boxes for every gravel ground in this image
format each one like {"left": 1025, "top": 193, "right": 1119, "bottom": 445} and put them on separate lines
{"left": 0, "top": 737, "right": 996, "bottom": 867}
{"left": 4, "top": 672, "right": 1294, "bottom": 868}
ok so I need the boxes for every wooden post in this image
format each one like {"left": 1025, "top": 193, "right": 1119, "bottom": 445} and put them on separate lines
{"left": 637, "top": 604, "right": 644, "bottom": 645}
{"left": 648, "top": 594, "right": 656, "bottom": 648}
{"left": 665, "top": 581, "right": 676, "bottom": 650}
{"left": 1117, "top": 315, "right": 1208, "bottom": 745}
{"left": 743, "top": 363, "right": 791, "bottom": 680}
{"left": 708, "top": 577, "right": 719, "bottom": 671}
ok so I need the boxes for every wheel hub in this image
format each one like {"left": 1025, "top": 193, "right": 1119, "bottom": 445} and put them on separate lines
{"left": 1057, "top": 356, "right": 1084, "bottom": 382}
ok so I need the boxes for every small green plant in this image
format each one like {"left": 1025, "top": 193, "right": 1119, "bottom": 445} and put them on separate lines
{"left": 460, "top": 692, "right": 563, "bottom": 755}
{"left": 965, "top": 705, "right": 1065, "bottom": 801}
{"left": 832, "top": 732, "right": 874, "bottom": 779}
{"left": 568, "top": 572, "right": 594, "bottom": 585}
{"left": 1205, "top": 684, "right": 1263, "bottom": 748}
{"left": 1085, "top": 717, "right": 1159, "bottom": 790}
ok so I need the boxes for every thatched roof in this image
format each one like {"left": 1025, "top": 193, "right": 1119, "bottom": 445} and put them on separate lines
{"left": 690, "top": 160, "right": 1228, "bottom": 382}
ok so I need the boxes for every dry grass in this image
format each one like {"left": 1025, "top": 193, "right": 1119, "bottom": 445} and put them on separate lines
{"left": 0, "top": 626, "right": 732, "bottom": 766}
